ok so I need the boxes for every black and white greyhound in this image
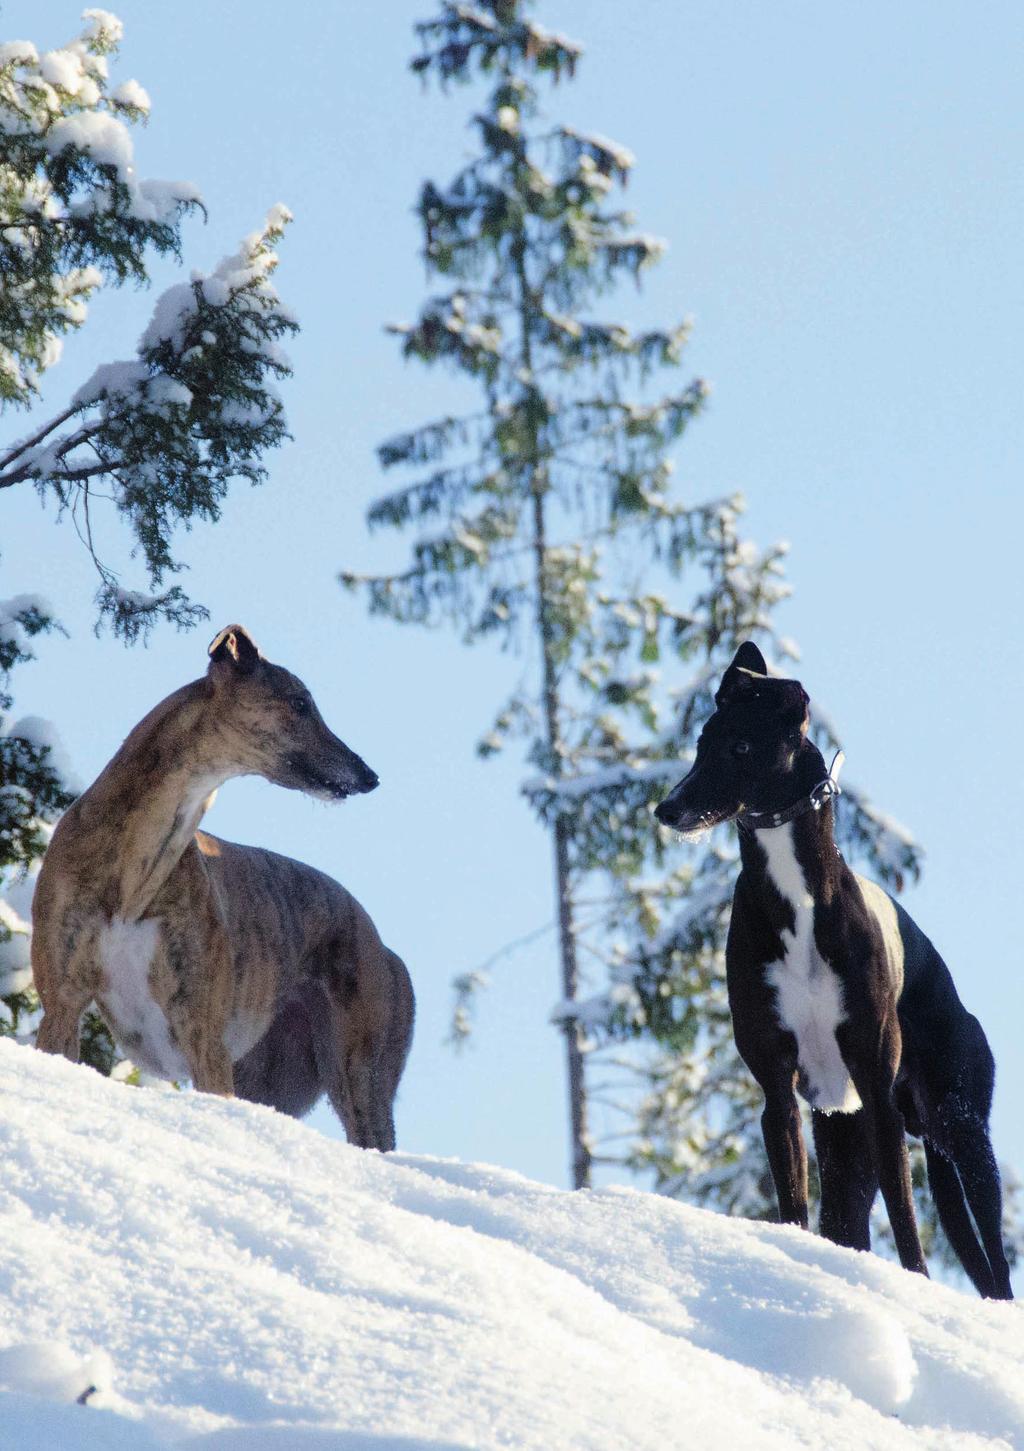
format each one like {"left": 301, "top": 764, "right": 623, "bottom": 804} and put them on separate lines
{"left": 655, "top": 642, "right": 1013, "bottom": 1298}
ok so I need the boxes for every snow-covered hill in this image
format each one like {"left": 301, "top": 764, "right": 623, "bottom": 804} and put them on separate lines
{"left": 0, "top": 1040, "right": 1020, "bottom": 1450}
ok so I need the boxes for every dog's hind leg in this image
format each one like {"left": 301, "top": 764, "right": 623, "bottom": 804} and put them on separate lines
{"left": 373, "top": 948, "right": 415, "bottom": 1145}
{"left": 918, "top": 1013, "right": 1012, "bottom": 1298}
{"left": 812, "top": 1108, "right": 877, "bottom": 1252}
{"left": 922, "top": 1138, "right": 997, "bottom": 1298}
{"left": 315, "top": 941, "right": 414, "bottom": 1152}
{"left": 846, "top": 1014, "right": 929, "bottom": 1276}
{"left": 934, "top": 1102, "right": 1013, "bottom": 1299}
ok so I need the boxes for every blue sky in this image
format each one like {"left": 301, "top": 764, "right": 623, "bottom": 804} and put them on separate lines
{"left": 4, "top": 1, "right": 1023, "bottom": 1223}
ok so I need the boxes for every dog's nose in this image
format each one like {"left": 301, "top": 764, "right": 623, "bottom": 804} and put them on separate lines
{"left": 353, "top": 761, "right": 379, "bottom": 793}
{"left": 654, "top": 800, "right": 675, "bottom": 826}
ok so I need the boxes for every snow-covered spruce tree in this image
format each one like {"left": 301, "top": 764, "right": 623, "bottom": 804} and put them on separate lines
{"left": 343, "top": 0, "right": 704, "bottom": 1187}
{"left": 341, "top": 1, "right": 925, "bottom": 1195}
{"left": 341, "top": 3, "right": 993, "bottom": 1270}
{"left": 0, "top": 10, "right": 296, "bottom": 1067}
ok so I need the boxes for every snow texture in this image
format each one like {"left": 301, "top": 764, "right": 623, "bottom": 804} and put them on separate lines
{"left": 0, "top": 1040, "right": 1020, "bottom": 1450}
{"left": 110, "top": 78, "right": 150, "bottom": 112}
{"left": 0, "top": 41, "right": 38, "bottom": 68}
{"left": 0, "top": 896, "right": 31, "bottom": 995}
{"left": 43, "top": 111, "right": 135, "bottom": 179}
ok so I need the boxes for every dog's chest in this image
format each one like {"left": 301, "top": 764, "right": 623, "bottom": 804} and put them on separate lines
{"left": 759, "top": 826, "right": 862, "bottom": 1115}
{"left": 97, "top": 916, "right": 190, "bottom": 1081}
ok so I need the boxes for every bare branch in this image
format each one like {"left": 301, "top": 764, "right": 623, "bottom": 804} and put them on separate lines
{"left": 0, "top": 404, "right": 78, "bottom": 478}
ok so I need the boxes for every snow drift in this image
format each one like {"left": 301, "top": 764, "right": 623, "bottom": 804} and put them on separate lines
{"left": 0, "top": 1038, "right": 1019, "bottom": 1450}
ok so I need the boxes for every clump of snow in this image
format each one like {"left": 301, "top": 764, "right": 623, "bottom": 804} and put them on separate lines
{"left": 0, "top": 1341, "right": 114, "bottom": 1405}
{"left": 108, "top": 587, "right": 162, "bottom": 611}
{"left": 80, "top": 9, "right": 124, "bottom": 49}
{"left": 134, "top": 281, "right": 196, "bottom": 355}
{"left": 136, "top": 206, "right": 293, "bottom": 357}
{"left": 71, "top": 359, "right": 148, "bottom": 408}
{"left": 38, "top": 49, "right": 87, "bottom": 95}
{"left": 3, "top": 714, "right": 78, "bottom": 790}
{"left": 129, "top": 178, "right": 202, "bottom": 225}
{"left": 265, "top": 201, "right": 293, "bottom": 230}
{"left": 0, "top": 594, "right": 52, "bottom": 649}
{"left": 110, "top": 78, "right": 149, "bottom": 112}
{"left": 0, "top": 40, "right": 39, "bottom": 68}
{"left": 8, "top": 714, "right": 63, "bottom": 757}
{"left": 43, "top": 111, "right": 134, "bottom": 180}
{"left": 145, "top": 376, "right": 192, "bottom": 411}
{"left": 0, "top": 1040, "right": 1019, "bottom": 1450}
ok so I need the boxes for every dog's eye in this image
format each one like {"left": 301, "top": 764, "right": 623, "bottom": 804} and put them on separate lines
{"left": 733, "top": 740, "right": 751, "bottom": 757}
{"left": 289, "top": 695, "right": 311, "bottom": 717}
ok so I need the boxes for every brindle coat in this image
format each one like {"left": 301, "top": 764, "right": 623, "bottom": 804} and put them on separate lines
{"left": 32, "top": 625, "right": 414, "bottom": 1150}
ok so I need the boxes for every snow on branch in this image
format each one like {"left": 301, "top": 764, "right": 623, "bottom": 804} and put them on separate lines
{"left": 0, "top": 206, "right": 297, "bottom": 640}
{"left": 523, "top": 758, "right": 684, "bottom": 804}
{"left": 0, "top": 9, "right": 204, "bottom": 406}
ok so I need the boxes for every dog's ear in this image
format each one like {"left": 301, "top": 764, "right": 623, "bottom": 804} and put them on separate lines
{"left": 780, "top": 680, "right": 811, "bottom": 732}
{"left": 732, "top": 641, "right": 767, "bottom": 676}
{"left": 207, "top": 624, "right": 261, "bottom": 677}
{"left": 715, "top": 641, "right": 768, "bottom": 706}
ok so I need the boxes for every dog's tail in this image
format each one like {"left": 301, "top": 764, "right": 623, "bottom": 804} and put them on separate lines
{"left": 923, "top": 1139, "right": 996, "bottom": 1298}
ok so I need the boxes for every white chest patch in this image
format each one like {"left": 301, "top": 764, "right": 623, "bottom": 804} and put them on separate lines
{"left": 97, "top": 917, "right": 189, "bottom": 1082}
{"left": 759, "top": 825, "right": 862, "bottom": 1115}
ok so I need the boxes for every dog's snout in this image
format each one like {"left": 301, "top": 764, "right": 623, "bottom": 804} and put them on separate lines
{"left": 341, "top": 746, "right": 378, "bottom": 795}
{"left": 357, "top": 765, "right": 379, "bottom": 794}
{"left": 654, "top": 798, "right": 677, "bottom": 826}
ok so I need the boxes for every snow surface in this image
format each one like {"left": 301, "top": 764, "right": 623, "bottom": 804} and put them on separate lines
{"left": 0, "top": 1041, "right": 1020, "bottom": 1450}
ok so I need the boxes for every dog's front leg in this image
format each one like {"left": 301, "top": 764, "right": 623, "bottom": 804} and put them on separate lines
{"left": 812, "top": 1107, "right": 876, "bottom": 1251}
{"left": 761, "top": 1081, "right": 809, "bottom": 1227}
{"left": 35, "top": 989, "right": 91, "bottom": 1062}
{"left": 183, "top": 1032, "right": 235, "bottom": 1097}
{"left": 30, "top": 895, "right": 101, "bottom": 1064}
{"left": 165, "top": 978, "right": 236, "bottom": 1097}
{"left": 157, "top": 901, "right": 236, "bottom": 1098}
{"left": 727, "top": 905, "right": 809, "bottom": 1227}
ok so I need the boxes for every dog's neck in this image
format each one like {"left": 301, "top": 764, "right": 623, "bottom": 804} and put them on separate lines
{"left": 65, "top": 679, "right": 234, "bottom": 920}
{"left": 737, "top": 746, "right": 843, "bottom": 904}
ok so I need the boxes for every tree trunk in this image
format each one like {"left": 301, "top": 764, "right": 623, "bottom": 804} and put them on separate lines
{"left": 515, "top": 229, "right": 591, "bottom": 1190}
{"left": 552, "top": 811, "right": 591, "bottom": 1188}
{"left": 530, "top": 484, "right": 591, "bottom": 1190}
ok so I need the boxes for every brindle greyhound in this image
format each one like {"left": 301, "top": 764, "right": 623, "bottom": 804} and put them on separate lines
{"left": 32, "top": 625, "right": 414, "bottom": 1151}
{"left": 655, "top": 642, "right": 1013, "bottom": 1298}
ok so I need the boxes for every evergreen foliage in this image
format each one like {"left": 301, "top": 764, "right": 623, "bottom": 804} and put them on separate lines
{"left": 0, "top": 10, "right": 296, "bottom": 641}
